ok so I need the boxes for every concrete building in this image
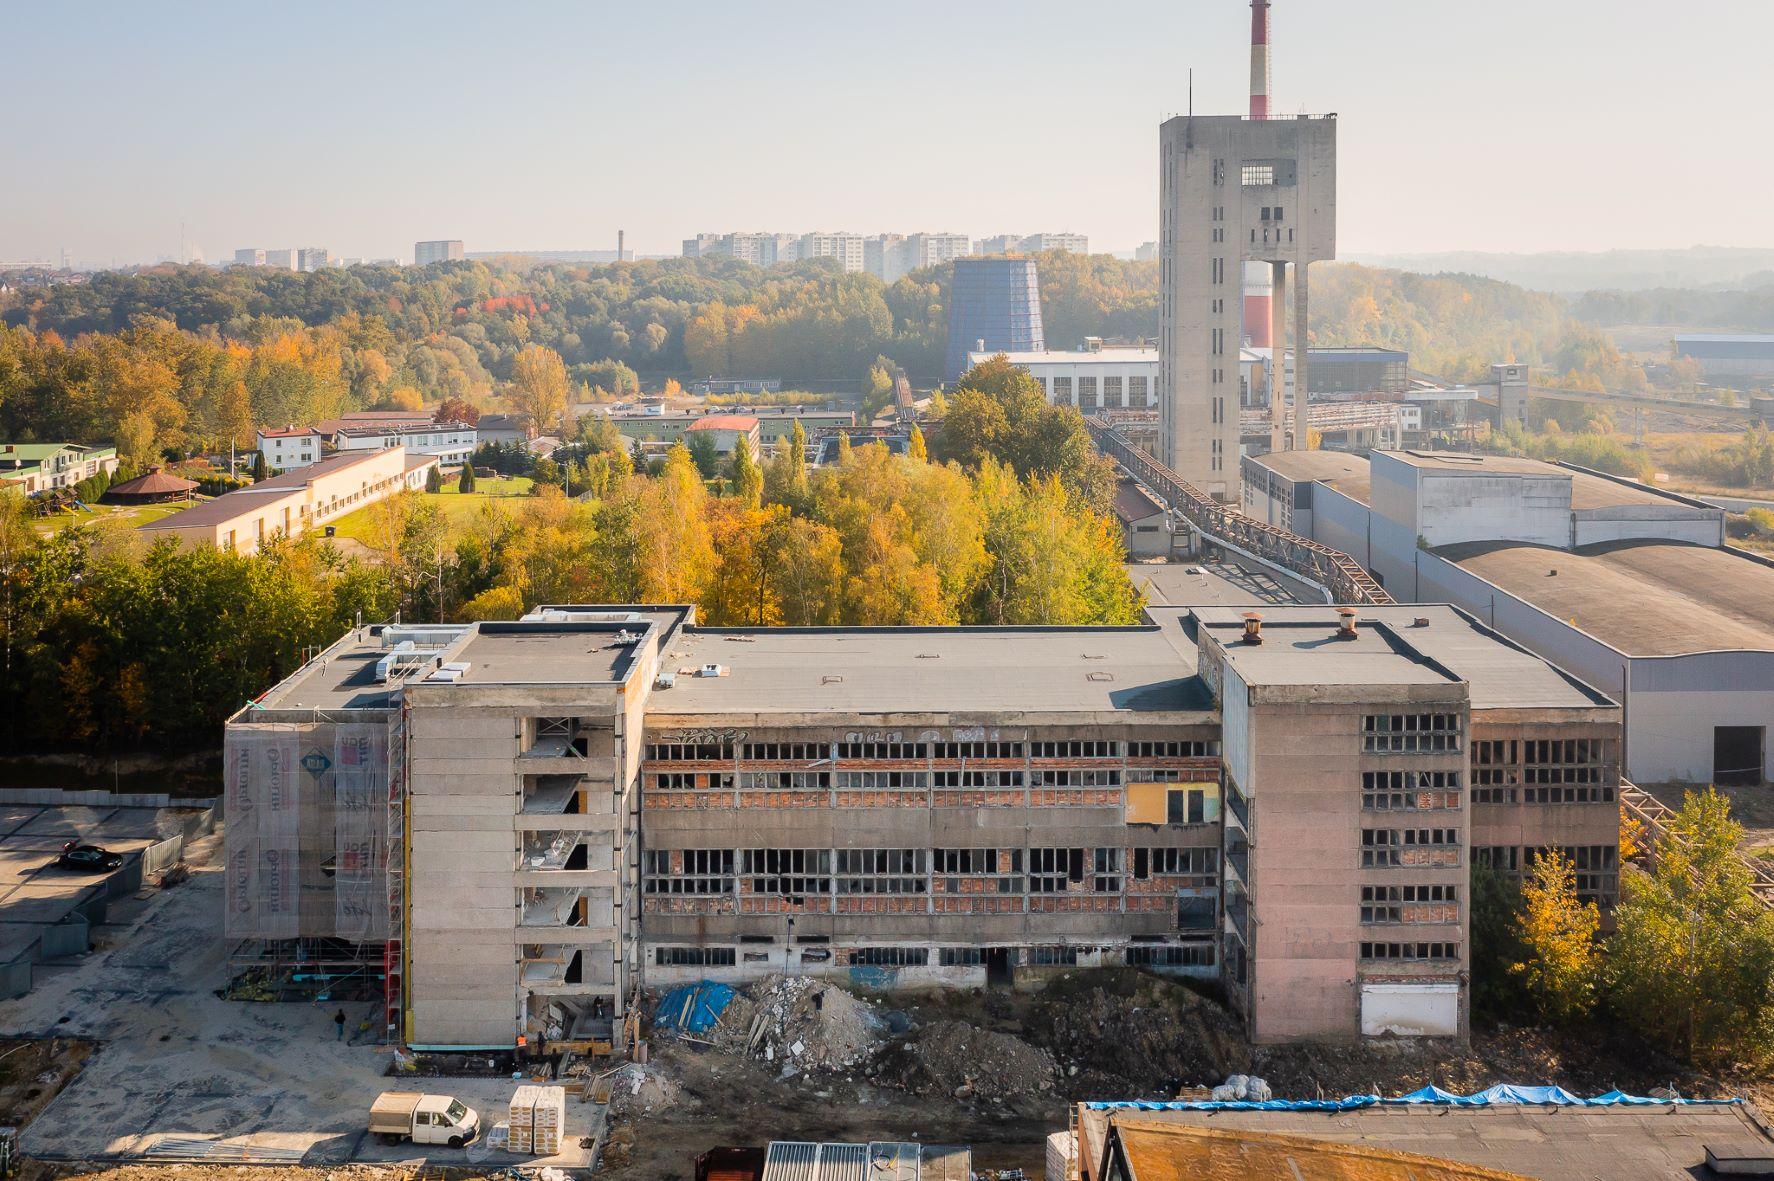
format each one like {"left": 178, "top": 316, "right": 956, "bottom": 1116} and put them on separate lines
{"left": 1243, "top": 449, "right": 1770, "bottom": 785}
{"left": 233, "top": 248, "right": 266, "bottom": 267}
{"left": 976, "top": 233, "right": 1089, "bottom": 256}
{"left": 141, "top": 448, "right": 436, "bottom": 554}
{"left": 965, "top": 343, "right": 1157, "bottom": 413}
{"left": 1112, "top": 478, "right": 1172, "bottom": 557}
{"left": 593, "top": 407, "right": 853, "bottom": 450}
{"left": 0, "top": 443, "right": 119, "bottom": 495}
{"left": 329, "top": 420, "right": 477, "bottom": 468}
{"left": 264, "top": 249, "right": 299, "bottom": 270}
{"left": 1674, "top": 333, "right": 1774, "bottom": 381}
{"left": 225, "top": 600, "right": 1621, "bottom": 1050}
{"left": 683, "top": 414, "right": 762, "bottom": 457}
{"left": 1134, "top": 242, "right": 1159, "bottom": 263}
{"left": 297, "top": 248, "right": 330, "bottom": 272}
{"left": 414, "top": 240, "right": 465, "bottom": 265}
{"left": 476, "top": 413, "right": 536, "bottom": 447}
{"left": 797, "top": 232, "right": 866, "bottom": 273}
{"left": 1158, "top": 114, "right": 1337, "bottom": 499}
{"left": 945, "top": 257, "right": 1045, "bottom": 383}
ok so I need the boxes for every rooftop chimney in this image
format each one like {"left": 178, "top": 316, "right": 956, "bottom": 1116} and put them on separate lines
{"left": 1249, "top": 0, "right": 1272, "bottom": 120}
{"left": 1241, "top": 611, "right": 1264, "bottom": 645}
{"left": 1336, "top": 607, "right": 1359, "bottom": 641}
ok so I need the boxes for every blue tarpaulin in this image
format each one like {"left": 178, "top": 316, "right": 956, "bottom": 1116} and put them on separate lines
{"left": 653, "top": 981, "right": 734, "bottom": 1034}
{"left": 1086, "top": 1085, "right": 1742, "bottom": 1113}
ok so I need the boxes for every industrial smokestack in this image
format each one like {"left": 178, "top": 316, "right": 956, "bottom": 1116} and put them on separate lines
{"left": 618, "top": 229, "right": 626, "bottom": 261}
{"left": 1249, "top": 0, "right": 1271, "bottom": 119}
{"left": 1243, "top": 0, "right": 1275, "bottom": 349}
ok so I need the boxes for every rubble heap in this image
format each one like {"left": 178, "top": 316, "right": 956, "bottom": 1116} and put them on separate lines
{"left": 712, "top": 975, "right": 885, "bottom": 1072}
{"left": 870, "top": 1019, "right": 1058, "bottom": 1102}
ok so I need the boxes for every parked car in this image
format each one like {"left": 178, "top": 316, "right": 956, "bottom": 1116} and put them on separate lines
{"left": 55, "top": 842, "right": 124, "bottom": 871}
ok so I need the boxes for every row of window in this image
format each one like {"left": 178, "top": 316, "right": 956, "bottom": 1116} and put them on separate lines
{"left": 656, "top": 769, "right": 1138, "bottom": 791}
{"left": 1362, "top": 714, "right": 1462, "bottom": 753}
{"left": 1360, "top": 941, "right": 1458, "bottom": 961}
{"left": 644, "top": 740, "right": 1220, "bottom": 763}
{"left": 1360, "top": 827, "right": 1460, "bottom": 867}
{"left": 652, "top": 944, "right": 1216, "bottom": 968}
{"left": 1361, "top": 769, "right": 1461, "bottom": 811}
{"left": 1360, "top": 883, "right": 1458, "bottom": 923}
{"left": 644, "top": 846, "right": 1219, "bottom": 896}
{"left": 1471, "top": 784, "right": 1617, "bottom": 806}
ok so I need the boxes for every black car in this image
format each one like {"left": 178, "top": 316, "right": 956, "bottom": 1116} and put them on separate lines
{"left": 55, "top": 842, "right": 124, "bottom": 871}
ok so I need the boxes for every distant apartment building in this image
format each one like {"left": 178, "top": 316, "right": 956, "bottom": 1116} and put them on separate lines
{"left": 681, "top": 233, "right": 813, "bottom": 268}
{"left": 264, "top": 249, "right": 299, "bottom": 270}
{"left": 865, "top": 234, "right": 902, "bottom": 280}
{"left": 966, "top": 342, "right": 1158, "bottom": 413}
{"left": 415, "top": 240, "right": 465, "bottom": 266}
{"left": 297, "top": 247, "right": 331, "bottom": 272}
{"left": 798, "top": 232, "right": 866, "bottom": 273}
{"left": 682, "top": 234, "right": 726, "bottom": 258}
{"left": 1135, "top": 242, "right": 1159, "bottom": 262}
{"left": 945, "top": 257, "right": 1045, "bottom": 382}
{"left": 233, "top": 248, "right": 267, "bottom": 267}
{"left": 976, "top": 233, "right": 1090, "bottom": 256}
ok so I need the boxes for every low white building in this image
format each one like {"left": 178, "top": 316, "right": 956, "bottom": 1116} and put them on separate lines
{"left": 257, "top": 427, "right": 324, "bottom": 473}
{"left": 332, "top": 421, "right": 476, "bottom": 467}
{"left": 967, "top": 344, "right": 1158, "bottom": 413}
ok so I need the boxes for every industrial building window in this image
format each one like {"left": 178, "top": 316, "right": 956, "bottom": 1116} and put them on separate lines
{"left": 1128, "top": 740, "right": 1218, "bottom": 759}
{"left": 1361, "top": 713, "right": 1461, "bottom": 753}
{"left": 1241, "top": 163, "right": 1275, "bottom": 186}
{"left": 1471, "top": 740, "right": 1519, "bottom": 803}
{"left": 835, "top": 849, "right": 927, "bottom": 894}
{"left": 646, "top": 741, "right": 735, "bottom": 761}
{"left": 1522, "top": 739, "right": 1611, "bottom": 802}
{"left": 1359, "top": 942, "right": 1457, "bottom": 962}
{"left": 835, "top": 770, "right": 930, "bottom": 790}
{"left": 932, "top": 741, "right": 1026, "bottom": 759}
{"left": 1361, "top": 828, "right": 1458, "bottom": 868}
{"left": 1093, "top": 848, "right": 1123, "bottom": 892}
{"left": 938, "top": 947, "right": 984, "bottom": 967}
{"left": 1029, "top": 946, "right": 1080, "bottom": 966}
{"left": 1130, "top": 376, "right": 1150, "bottom": 405}
{"left": 655, "top": 946, "right": 737, "bottom": 966}
{"left": 650, "top": 771, "right": 735, "bottom": 791}
{"left": 742, "top": 849, "right": 831, "bottom": 896}
{"left": 644, "top": 849, "right": 735, "bottom": 895}
{"left": 1030, "top": 769, "right": 1121, "bottom": 787}
{"left": 1131, "top": 847, "right": 1218, "bottom": 880}
{"left": 1051, "top": 377, "right": 1072, "bottom": 406}
{"left": 1103, "top": 376, "right": 1123, "bottom": 407}
{"left": 1078, "top": 376, "right": 1098, "bottom": 409}
{"left": 1361, "top": 770, "right": 1461, "bottom": 811}
{"left": 1361, "top": 883, "right": 1457, "bottom": 923}
{"left": 933, "top": 848, "right": 1023, "bottom": 893}
{"left": 932, "top": 769, "right": 1024, "bottom": 787}
{"left": 1167, "top": 786, "right": 1208, "bottom": 825}
{"left": 1031, "top": 741, "right": 1119, "bottom": 758}
{"left": 1473, "top": 845, "right": 1519, "bottom": 873}
{"left": 739, "top": 770, "right": 830, "bottom": 791}
{"left": 741, "top": 742, "right": 828, "bottom": 761}
{"left": 849, "top": 946, "right": 929, "bottom": 967}
{"left": 1526, "top": 845, "right": 1618, "bottom": 903}
{"left": 1028, "top": 848, "right": 1087, "bottom": 893}
{"left": 836, "top": 741, "right": 929, "bottom": 760}
{"left": 1125, "top": 943, "right": 1215, "bottom": 968}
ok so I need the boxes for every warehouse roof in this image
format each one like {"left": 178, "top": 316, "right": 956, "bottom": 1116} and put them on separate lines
{"left": 1246, "top": 450, "right": 1372, "bottom": 504}
{"left": 1438, "top": 539, "right": 1774, "bottom": 656}
{"left": 141, "top": 450, "right": 395, "bottom": 532}
{"left": 1101, "top": 1119, "right": 1530, "bottom": 1181}
{"left": 1187, "top": 605, "right": 1615, "bottom": 708}
{"left": 652, "top": 624, "right": 1210, "bottom": 716}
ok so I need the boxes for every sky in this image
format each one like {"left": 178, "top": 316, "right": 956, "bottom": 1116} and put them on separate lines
{"left": 3, "top": 0, "right": 1768, "bottom": 268}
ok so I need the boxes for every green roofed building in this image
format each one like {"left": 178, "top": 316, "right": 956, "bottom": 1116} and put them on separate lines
{"left": 0, "top": 443, "right": 120, "bottom": 497}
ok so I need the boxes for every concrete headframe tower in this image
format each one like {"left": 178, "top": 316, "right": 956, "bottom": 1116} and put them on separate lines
{"left": 1242, "top": 0, "right": 1275, "bottom": 350}
{"left": 1156, "top": 0, "right": 1336, "bottom": 500}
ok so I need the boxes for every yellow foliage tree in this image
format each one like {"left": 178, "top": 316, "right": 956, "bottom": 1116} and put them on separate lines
{"left": 1512, "top": 848, "right": 1602, "bottom": 1023}
{"left": 506, "top": 345, "right": 571, "bottom": 435}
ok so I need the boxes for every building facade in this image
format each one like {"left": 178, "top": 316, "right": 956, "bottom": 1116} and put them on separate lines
{"left": 257, "top": 427, "right": 325, "bottom": 473}
{"left": 945, "top": 257, "right": 1046, "bottom": 383}
{"left": 233, "top": 248, "right": 267, "bottom": 267}
{"left": 225, "top": 602, "right": 1622, "bottom": 1051}
{"left": 1159, "top": 114, "right": 1337, "bottom": 499}
{"left": 964, "top": 345, "right": 1158, "bottom": 413}
{"left": 0, "top": 443, "right": 120, "bottom": 496}
{"left": 415, "top": 240, "right": 465, "bottom": 265}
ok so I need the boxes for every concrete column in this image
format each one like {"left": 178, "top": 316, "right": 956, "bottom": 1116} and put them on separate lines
{"left": 1269, "top": 261, "right": 1288, "bottom": 454}
{"left": 1292, "top": 262, "right": 1310, "bottom": 451}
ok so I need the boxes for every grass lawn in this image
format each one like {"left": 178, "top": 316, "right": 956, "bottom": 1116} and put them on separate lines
{"left": 326, "top": 476, "right": 537, "bottom": 544}
{"left": 32, "top": 501, "right": 190, "bottom": 535}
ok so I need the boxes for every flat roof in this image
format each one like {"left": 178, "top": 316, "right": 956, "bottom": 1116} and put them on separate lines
{"left": 1105, "top": 1119, "right": 1529, "bottom": 1181}
{"left": 1112, "top": 479, "right": 1166, "bottom": 524}
{"left": 966, "top": 349, "right": 1156, "bottom": 365}
{"left": 1189, "top": 605, "right": 1614, "bottom": 708}
{"left": 251, "top": 627, "right": 407, "bottom": 711}
{"left": 143, "top": 450, "right": 397, "bottom": 532}
{"left": 1077, "top": 1104, "right": 1774, "bottom": 1181}
{"left": 1439, "top": 539, "right": 1774, "bottom": 657}
{"left": 1248, "top": 450, "right": 1373, "bottom": 504}
{"left": 1128, "top": 562, "right": 1306, "bottom": 609}
{"left": 651, "top": 624, "right": 1211, "bottom": 717}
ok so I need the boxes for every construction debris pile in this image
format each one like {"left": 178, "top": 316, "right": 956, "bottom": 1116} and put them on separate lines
{"left": 604, "top": 1062, "right": 687, "bottom": 1118}
{"left": 869, "top": 1020, "right": 1058, "bottom": 1104}
{"left": 708, "top": 976, "right": 885, "bottom": 1073}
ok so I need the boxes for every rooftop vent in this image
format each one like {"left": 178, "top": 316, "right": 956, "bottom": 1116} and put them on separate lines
{"left": 1413, "top": 617, "right": 1431, "bottom": 628}
{"left": 654, "top": 672, "right": 676, "bottom": 690}
{"left": 1336, "top": 607, "right": 1359, "bottom": 641}
{"left": 1241, "top": 612, "right": 1264, "bottom": 645}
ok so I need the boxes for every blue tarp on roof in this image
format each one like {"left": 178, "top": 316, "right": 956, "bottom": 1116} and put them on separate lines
{"left": 1086, "top": 1085, "right": 1742, "bottom": 1114}
{"left": 653, "top": 981, "right": 734, "bottom": 1034}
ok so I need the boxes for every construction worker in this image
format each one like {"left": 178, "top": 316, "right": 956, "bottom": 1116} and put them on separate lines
{"left": 333, "top": 1009, "right": 346, "bottom": 1041}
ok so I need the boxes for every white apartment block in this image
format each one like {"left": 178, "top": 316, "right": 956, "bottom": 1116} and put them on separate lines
{"left": 332, "top": 422, "right": 478, "bottom": 468}
{"left": 415, "top": 240, "right": 465, "bottom": 265}
{"left": 297, "top": 247, "right": 331, "bottom": 272}
{"left": 233, "top": 248, "right": 267, "bottom": 267}
{"left": 967, "top": 345, "right": 1159, "bottom": 414}
{"left": 798, "top": 232, "right": 866, "bottom": 273}
{"left": 264, "top": 249, "right": 299, "bottom": 270}
{"left": 257, "top": 427, "right": 325, "bottom": 473}
{"left": 975, "top": 233, "right": 1090, "bottom": 256}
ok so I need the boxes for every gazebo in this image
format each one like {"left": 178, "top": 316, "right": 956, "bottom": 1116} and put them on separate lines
{"left": 103, "top": 468, "right": 199, "bottom": 504}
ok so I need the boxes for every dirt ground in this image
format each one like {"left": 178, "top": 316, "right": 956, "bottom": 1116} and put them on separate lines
{"left": 0, "top": 1037, "right": 94, "bottom": 1131}
{"left": 1640, "top": 780, "right": 1774, "bottom": 859}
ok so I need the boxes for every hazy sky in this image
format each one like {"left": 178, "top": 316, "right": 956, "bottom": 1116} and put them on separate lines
{"left": 4, "top": 0, "right": 1767, "bottom": 267}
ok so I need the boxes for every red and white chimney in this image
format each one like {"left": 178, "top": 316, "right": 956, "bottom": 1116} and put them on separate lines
{"left": 1243, "top": 0, "right": 1275, "bottom": 349}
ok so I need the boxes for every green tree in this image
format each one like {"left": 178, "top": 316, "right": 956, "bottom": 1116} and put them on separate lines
{"left": 936, "top": 356, "right": 1115, "bottom": 513}
{"left": 730, "top": 436, "right": 762, "bottom": 510}
{"left": 1512, "top": 849, "right": 1602, "bottom": 1023}
{"left": 1609, "top": 788, "right": 1774, "bottom": 1067}
{"left": 251, "top": 450, "right": 269, "bottom": 482}
{"left": 458, "top": 463, "right": 476, "bottom": 493}
{"left": 425, "top": 464, "right": 443, "bottom": 493}
{"left": 1469, "top": 863, "right": 1526, "bottom": 1019}
{"left": 686, "top": 431, "right": 720, "bottom": 479}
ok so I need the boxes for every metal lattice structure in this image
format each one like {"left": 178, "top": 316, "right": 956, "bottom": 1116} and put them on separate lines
{"left": 1086, "top": 417, "right": 1392, "bottom": 606}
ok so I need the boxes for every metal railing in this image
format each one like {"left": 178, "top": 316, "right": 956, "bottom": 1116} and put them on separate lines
{"left": 1087, "top": 417, "right": 1393, "bottom": 605}
{"left": 1619, "top": 781, "right": 1774, "bottom": 911}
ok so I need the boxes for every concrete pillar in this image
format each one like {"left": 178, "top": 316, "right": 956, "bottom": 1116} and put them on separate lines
{"left": 1269, "top": 261, "right": 1287, "bottom": 455}
{"left": 1292, "top": 262, "right": 1310, "bottom": 451}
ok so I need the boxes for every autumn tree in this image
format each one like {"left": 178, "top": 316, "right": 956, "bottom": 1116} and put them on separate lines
{"left": 1608, "top": 789, "right": 1774, "bottom": 1067}
{"left": 1512, "top": 849, "right": 1601, "bottom": 1023}
{"left": 936, "top": 356, "right": 1115, "bottom": 513}
{"left": 730, "top": 436, "right": 762, "bottom": 510}
{"left": 506, "top": 344, "right": 571, "bottom": 435}
{"left": 637, "top": 445, "right": 715, "bottom": 603}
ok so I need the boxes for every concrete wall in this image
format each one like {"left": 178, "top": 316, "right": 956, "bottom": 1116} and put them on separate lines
{"left": 1627, "top": 653, "right": 1774, "bottom": 783}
